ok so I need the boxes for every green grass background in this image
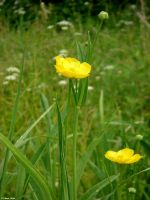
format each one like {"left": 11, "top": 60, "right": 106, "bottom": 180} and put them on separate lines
{"left": 0, "top": 11, "right": 150, "bottom": 200}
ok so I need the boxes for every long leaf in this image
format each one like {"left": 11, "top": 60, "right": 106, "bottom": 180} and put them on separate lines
{"left": 0, "top": 104, "right": 55, "bottom": 174}
{"left": 0, "top": 133, "right": 53, "bottom": 200}
{"left": 56, "top": 103, "right": 70, "bottom": 200}
{"left": 80, "top": 174, "right": 119, "bottom": 200}
{"left": 23, "top": 142, "right": 48, "bottom": 197}
{"left": 15, "top": 103, "right": 55, "bottom": 148}
{"left": 0, "top": 53, "right": 24, "bottom": 196}
{"left": 76, "top": 136, "right": 104, "bottom": 187}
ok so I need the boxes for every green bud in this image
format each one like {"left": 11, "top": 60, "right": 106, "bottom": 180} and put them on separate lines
{"left": 136, "top": 134, "right": 143, "bottom": 141}
{"left": 98, "top": 11, "right": 109, "bottom": 20}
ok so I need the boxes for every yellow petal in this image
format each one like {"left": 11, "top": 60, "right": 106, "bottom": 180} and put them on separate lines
{"left": 65, "top": 57, "right": 79, "bottom": 62}
{"left": 54, "top": 56, "right": 92, "bottom": 79}
{"left": 80, "top": 62, "right": 92, "bottom": 73}
{"left": 105, "top": 151, "right": 118, "bottom": 162}
{"left": 117, "top": 148, "right": 134, "bottom": 157}
{"left": 125, "top": 154, "right": 142, "bottom": 164}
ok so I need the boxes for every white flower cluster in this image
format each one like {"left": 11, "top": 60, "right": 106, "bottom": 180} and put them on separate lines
{"left": 58, "top": 80, "right": 67, "bottom": 86}
{"left": 56, "top": 20, "right": 74, "bottom": 31}
{"left": 104, "top": 65, "right": 115, "bottom": 70}
{"left": 0, "top": 0, "right": 5, "bottom": 6}
{"left": 3, "top": 66, "right": 20, "bottom": 85}
{"left": 58, "top": 49, "right": 68, "bottom": 57}
{"left": 47, "top": 25, "right": 54, "bottom": 30}
{"left": 74, "top": 32, "right": 82, "bottom": 36}
{"left": 88, "top": 86, "right": 94, "bottom": 91}
{"left": 14, "top": 7, "right": 26, "bottom": 15}
{"left": 116, "top": 20, "right": 134, "bottom": 27}
{"left": 128, "top": 187, "right": 136, "bottom": 193}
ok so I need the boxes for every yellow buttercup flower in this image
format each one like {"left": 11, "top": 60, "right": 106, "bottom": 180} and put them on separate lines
{"left": 55, "top": 56, "right": 91, "bottom": 79}
{"left": 105, "top": 148, "right": 142, "bottom": 164}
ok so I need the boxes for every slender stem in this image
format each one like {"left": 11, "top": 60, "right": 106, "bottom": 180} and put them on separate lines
{"left": 73, "top": 105, "right": 79, "bottom": 200}
{"left": 92, "top": 20, "right": 103, "bottom": 48}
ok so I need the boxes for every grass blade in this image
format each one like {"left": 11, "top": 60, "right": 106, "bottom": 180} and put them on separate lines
{"left": 80, "top": 174, "right": 119, "bottom": 200}
{"left": 56, "top": 103, "right": 70, "bottom": 200}
{"left": 76, "top": 136, "right": 104, "bottom": 188}
{"left": 0, "top": 133, "right": 53, "bottom": 200}
{"left": 0, "top": 53, "right": 24, "bottom": 196}
{"left": 23, "top": 142, "right": 48, "bottom": 197}
{"left": 15, "top": 103, "right": 55, "bottom": 148}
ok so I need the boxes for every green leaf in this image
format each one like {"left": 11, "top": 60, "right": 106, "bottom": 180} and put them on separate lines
{"left": 80, "top": 174, "right": 119, "bottom": 200}
{"left": 88, "top": 160, "right": 105, "bottom": 179}
{"left": 85, "top": 31, "right": 92, "bottom": 63}
{"left": 15, "top": 163, "right": 26, "bottom": 199}
{"left": 76, "top": 41, "right": 85, "bottom": 62}
{"left": 23, "top": 142, "right": 48, "bottom": 196}
{"left": 15, "top": 103, "right": 55, "bottom": 148}
{"left": 141, "top": 136, "right": 150, "bottom": 156}
{"left": 76, "top": 136, "right": 104, "bottom": 188}
{"left": 77, "top": 78, "right": 88, "bottom": 106}
{"left": 56, "top": 103, "right": 70, "bottom": 200}
{"left": 0, "top": 133, "right": 53, "bottom": 200}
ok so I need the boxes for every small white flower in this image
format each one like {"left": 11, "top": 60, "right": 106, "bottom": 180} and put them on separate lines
{"left": 56, "top": 20, "right": 73, "bottom": 27}
{"left": 128, "top": 187, "right": 136, "bottom": 193}
{"left": 5, "top": 74, "right": 17, "bottom": 81}
{"left": 104, "top": 65, "right": 114, "bottom": 70}
{"left": 26, "top": 88, "right": 32, "bottom": 92}
{"left": 74, "top": 32, "right": 82, "bottom": 36}
{"left": 0, "top": 0, "right": 5, "bottom": 6}
{"left": 59, "top": 49, "right": 68, "bottom": 57}
{"left": 124, "top": 21, "right": 134, "bottom": 26}
{"left": 14, "top": 0, "right": 19, "bottom": 5}
{"left": 6, "top": 67, "right": 20, "bottom": 73}
{"left": 95, "top": 76, "right": 100, "bottom": 80}
{"left": 130, "top": 4, "right": 136, "bottom": 10}
{"left": 88, "top": 86, "right": 94, "bottom": 91}
{"left": 61, "top": 26, "right": 68, "bottom": 31}
{"left": 2, "top": 81, "right": 9, "bottom": 85}
{"left": 116, "top": 20, "right": 133, "bottom": 27}
{"left": 58, "top": 80, "right": 67, "bottom": 86}
{"left": 84, "top": 1, "right": 89, "bottom": 6}
{"left": 100, "top": 72, "right": 105, "bottom": 76}
{"left": 47, "top": 25, "right": 54, "bottom": 30}
{"left": 14, "top": 7, "right": 26, "bottom": 15}
{"left": 55, "top": 181, "right": 59, "bottom": 188}
{"left": 37, "top": 83, "right": 47, "bottom": 89}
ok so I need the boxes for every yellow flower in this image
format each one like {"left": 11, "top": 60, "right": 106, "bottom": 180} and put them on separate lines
{"left": 105, "top": 148, "right": 142, "bottom": 164}
{"left": 55, "top": 56, "right": 91, "bottom": 79}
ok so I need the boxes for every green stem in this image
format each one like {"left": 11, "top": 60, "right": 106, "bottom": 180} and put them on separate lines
{"left": 73, "top": 105, "right": 79, "bottom": 200}
{"left": 92, "top": 20, "right": 103, "bottom": 49}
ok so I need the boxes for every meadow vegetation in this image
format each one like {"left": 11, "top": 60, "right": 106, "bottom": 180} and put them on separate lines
{"left": 0, "top": 4, "right": 150, "bottom": 200}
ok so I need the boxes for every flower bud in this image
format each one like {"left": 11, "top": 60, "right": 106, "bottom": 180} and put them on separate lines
{"left": 98, "top": 11, "right": 109, "bottom": 20}
{"left": 136, "top": 134, "right": 143, "bottom": 141}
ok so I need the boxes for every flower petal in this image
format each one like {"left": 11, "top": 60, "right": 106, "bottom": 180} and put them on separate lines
{"left": 117, "top": 148, "right": 134, "bottom": 157}
{"left": 125, "top": 154, "right": 142, "bottom": 164}
{"left": 105, "top": 151, "right": 118, "bottom": 162}
{"left": 54, "top": 56, "right": 92, "bottom": 79}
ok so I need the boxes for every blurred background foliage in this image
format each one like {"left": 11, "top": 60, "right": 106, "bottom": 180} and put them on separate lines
{"left": 0, "top": 0, "right": 150, "bottom": 28}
